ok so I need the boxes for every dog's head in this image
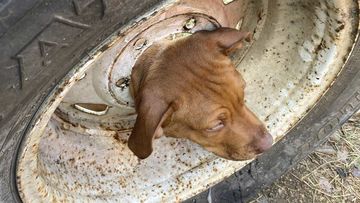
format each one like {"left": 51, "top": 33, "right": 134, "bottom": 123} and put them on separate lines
{"left": 128, "top": 28, "right": 273, "bottom": 160}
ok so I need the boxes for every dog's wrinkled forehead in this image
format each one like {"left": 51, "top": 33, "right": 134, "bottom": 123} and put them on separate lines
{"left": 178, "top": 74, "right": 246, "bottom": 126}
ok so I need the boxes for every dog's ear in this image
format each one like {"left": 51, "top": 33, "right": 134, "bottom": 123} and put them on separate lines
{"left": 203, "top": 27, "right": 252, "bottom": 55}
{"left": 128, "top": 91, "right": 173, "bottom": 159}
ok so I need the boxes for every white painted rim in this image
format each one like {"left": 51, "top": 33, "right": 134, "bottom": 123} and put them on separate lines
{"left": 16, "top": 0, "right": 359, "bottom": 202}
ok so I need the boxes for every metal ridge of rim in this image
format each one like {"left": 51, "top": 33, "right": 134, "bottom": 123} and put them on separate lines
{"left": 16, "top": 0, "right": 359, "bottom": 202}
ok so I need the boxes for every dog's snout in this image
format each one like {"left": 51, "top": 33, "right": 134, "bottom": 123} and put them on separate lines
{"left": 255, "top": 132, "right": 273, "bottom": 153}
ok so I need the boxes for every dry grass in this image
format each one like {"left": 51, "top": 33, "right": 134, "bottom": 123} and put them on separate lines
{"left": 252, "top": 112, "right": 360, "bottom": 203}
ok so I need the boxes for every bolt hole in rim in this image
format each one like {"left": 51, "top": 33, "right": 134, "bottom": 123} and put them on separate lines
{"left": 16, "top": 0, "right": 359, "bottom": 202}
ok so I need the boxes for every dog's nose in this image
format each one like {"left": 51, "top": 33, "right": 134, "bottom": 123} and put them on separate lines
{"left": 255, "top": 132, "right": 273, "bottom": 153}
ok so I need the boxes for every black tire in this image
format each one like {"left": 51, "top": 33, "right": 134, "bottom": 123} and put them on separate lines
{"left": 0, "top": 1, "right": 359, "bottom": 202}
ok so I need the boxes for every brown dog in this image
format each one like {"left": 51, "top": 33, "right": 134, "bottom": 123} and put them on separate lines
{"left": 128, "top": 28, "right": 273, "bottom": 160}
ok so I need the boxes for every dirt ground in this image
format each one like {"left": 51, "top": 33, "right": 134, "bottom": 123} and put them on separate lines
{"left": 252, "top": 112, "right": 360, "bottom": 203}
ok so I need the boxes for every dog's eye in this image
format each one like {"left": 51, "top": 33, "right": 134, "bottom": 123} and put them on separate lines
{"left": 206, "top": 120, "right": 225, "bottom": 132}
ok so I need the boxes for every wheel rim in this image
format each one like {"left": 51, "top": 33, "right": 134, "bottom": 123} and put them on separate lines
{"left": 16, "top": 0, "right": 359, "bottom": 202}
